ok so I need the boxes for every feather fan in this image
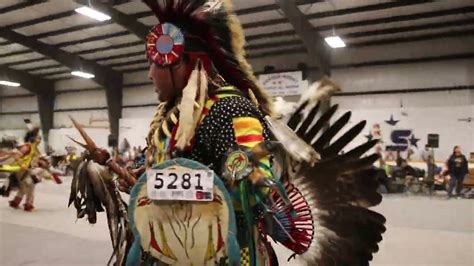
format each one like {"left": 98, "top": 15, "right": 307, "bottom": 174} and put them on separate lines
{"left": 68, "top": 159, "right": 131, "bottom": 265}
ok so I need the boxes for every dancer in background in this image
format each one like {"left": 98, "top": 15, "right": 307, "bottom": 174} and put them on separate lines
{"left": 0, "top": 123, "right": 61, "bottom": 211}
{"left": 447, "top": 145, "right": 468, "bottom": 198}
{"left": 1, "top": 126, "right": 42, "bottom": 211}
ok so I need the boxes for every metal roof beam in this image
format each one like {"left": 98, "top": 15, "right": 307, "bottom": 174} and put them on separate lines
{"left": 0, "top": 28, "right": 119, "bottom": 84}
{"left": 0, "top": 65, "right": 53, "bottom": 95}
{"left": 76, "top": 0, "right": 148, "bottom": 40}
{"left": 277, "top": 0, "right": 331, "bottom": 114}
{"left": 246, "top": 29, "right": 474, "bottom": 58}
{"left": 0, "top": 1, "right": 47, "bottom": 14}
{"left": 245, "top": 18, "right": 474, "bottom": 51}
{"left": 0, "top": 1, "right": 448, "bottom": 47}
{"left": 242, "top": 1, "right": 429, "bottom": 29}
{"left": 6, "top": 11, "right": 75, "bottom": 30}
{"left": 73, "top": 1, "right": 147, "bottom": 141}
{"left": 129, "top": 0, "right": 324, "bottom": 19}
{"left": 1, "top": 2, "right": 469, "bottom": 56}
{"left": 0, "top": 65, "right": 55, "bottom": 145}
{"left": 277, "top": 0, "right": 330, "bottom": 76}
{"left": 0, "top": 28, "right": 123, "bottom": 140}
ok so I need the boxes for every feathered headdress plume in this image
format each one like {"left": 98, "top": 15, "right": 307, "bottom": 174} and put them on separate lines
{"left": 175, "top": 60, "right": 208, "bottom": 150}
{"left": 299, "top": 76, "right": 341, "bottom": 105}
{"left": 143, "top": 0, "right": 272, "bottom": 115}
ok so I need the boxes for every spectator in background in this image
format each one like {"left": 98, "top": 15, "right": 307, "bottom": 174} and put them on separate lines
{"left": 396, "top": 150, "right": 418, "bottom": 178}
{"left": 65, "top": 146, "right": 78, "bottom": 175}
{"left": 373, "top": 146, "right": 390, "bottom": 193}
{"left": 406, "top": 148, "right": 415, "bottom": 161}
{"left": 425, "top": 155, "right": 436, "bottom": 195}
{"left": 112, "top": 147, "right": 125, "bottom": 166}
{"left": 374, "top": 146, "right": 385, "bottom": 168}
{"left": 131, "top": 146, "right": 138, "bottom": 161}
{"left": 447, "top": 145, "right": 468, "bottom": 198}
{"left": 421, "top": 144, "right": 433, "bottom": 162}
{"left": 396, "top": 150, "right": 404, "bottom": 167}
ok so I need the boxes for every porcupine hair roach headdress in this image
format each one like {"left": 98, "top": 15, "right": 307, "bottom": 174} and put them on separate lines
{"left": 143, "top": 0, "right": 273, "bottom": 115}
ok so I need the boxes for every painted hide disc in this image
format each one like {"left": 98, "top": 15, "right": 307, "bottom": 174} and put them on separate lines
{"left": 128, "top": 158, "right": 240, "bottom": 265}
{"left": 146, "top": 22, "right": 185, "bottom": 66}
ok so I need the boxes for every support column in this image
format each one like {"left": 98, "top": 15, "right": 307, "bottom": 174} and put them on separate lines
{"left": 36, "top": 89, "right": 55, "bottom": 148}
{"left": 103, "top": 73, "right": 123, "bottom": 147}
{"left": 277, "top": 0, "right": 332, "bottom": 112}
{"left": 0, "top": 66, "right": 55, "bottom": 148}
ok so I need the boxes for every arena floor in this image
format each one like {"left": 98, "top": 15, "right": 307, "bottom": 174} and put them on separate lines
{"left": 0, "top": 178, "right": 473, "bottom": 266}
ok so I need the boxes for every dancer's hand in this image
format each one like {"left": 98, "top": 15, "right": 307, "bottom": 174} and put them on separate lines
{"left": 89, "top": 148, "right": 110, "bottom": 165}
{"left": 117, "top": 172, "right": 136, "bottom": 192}
{"left": 113, "top": 165, "right": 143, "bottom": 193}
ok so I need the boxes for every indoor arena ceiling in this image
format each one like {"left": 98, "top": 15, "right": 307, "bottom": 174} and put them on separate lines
{"left": 1, "top": 0, "right": 473, "bottom": 82}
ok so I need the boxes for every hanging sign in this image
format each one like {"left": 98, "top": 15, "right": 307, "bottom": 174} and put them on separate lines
{"left": 258, "top": 71, "right": 304, "bottom": 96}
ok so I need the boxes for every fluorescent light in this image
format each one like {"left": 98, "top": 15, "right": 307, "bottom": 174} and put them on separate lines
{"left": 71, "top": 71, "right": 95, "bottom": 79}
{"left": 324, "top": 36, "right": 346, "bottom": 48}
{"left": 75, "top": 6, "right": 111, "bottom": 21}
{"left": 0, "top": 80, "right": 21, "bottom": 87}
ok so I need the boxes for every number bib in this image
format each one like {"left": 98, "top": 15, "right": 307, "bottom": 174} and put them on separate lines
{"left": 127, "top": 158, "right": 241, "bottom": 266}
{"left": 146, "top": 165, "right": 214, "bottom": 201}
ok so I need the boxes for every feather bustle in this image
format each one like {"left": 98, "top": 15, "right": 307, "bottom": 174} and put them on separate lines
{"left": 282, "top": 102, "right": 386, "bottom": 265}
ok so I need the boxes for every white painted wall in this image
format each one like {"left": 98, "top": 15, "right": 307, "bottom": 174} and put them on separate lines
{"left": 119, "top": 118, "right": 150, "bottom": 148}
{"left": 0, "top": 94, "right": 37, "bottom": 113}
{"left": 0, "top": 127, "right": 45, "bottom": 153}
{"left": 53, "top": 89, "right": 110, "bottom": 129}
{"left": 122, "top": 84, "right": 156, "bottom": 106}
{"left": 33, "top": 78, "right": 109, "bottom": 152}
{"left": 1, "top": 36, "right": 472, "bottom": 160}
{"left": 0, "top": 87, "right": 41, "bottom": 137}
{"left": 327, "top": 51, "right": 474, "bottom": 161}
{"left": 122, "top": 106, "right": 156, "bottom": 119}
{"left": 54, "top": 77, "right": 101, "bottom": 92}
{"left": 0, "top": 113, "right": 40, "bottom": 130}
{"left": 120, "top": 73, "right": 159, "bottom": 148}
{"left": 332, "top": 59, "right": 474, "bottom": 92}
{"left": 48, "top": 127, "right": 110, "bottom": 155}
{"left": 53, "top": 109, "right": 109, "bottom": 129}
{"left": 0, "top": 93, "right": 39, "bottom": 130}
{"left": 123, "top": 71, "right": 150, "bottom": 85}
{"left": 0, "top": 86, "right": 33, "bottom": 97}
{"left": 331, "top": 36, "right": 474, "bottom": 66}
{"left": 0, "top": 129, "right": 27, "bottom": 142}
{"left": 332, "top": 91, "right": 474, "bottom": 161}
{"left": 55, "top": 90, "right": 107, "bottom": 109}
{"left": 324, "top": 59, "right": 473, "bottom": 161}
{"left": 249, "top": 36, "right": 474, "bottom": 161}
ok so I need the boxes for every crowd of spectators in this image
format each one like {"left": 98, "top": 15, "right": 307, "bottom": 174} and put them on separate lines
{"left": 373, "top": 144, "right": 470, "bottom": 198}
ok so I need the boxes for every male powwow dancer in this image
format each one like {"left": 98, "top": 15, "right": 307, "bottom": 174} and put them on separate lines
{"left": 69, "top": 1, "right": 386, "bottom": 265}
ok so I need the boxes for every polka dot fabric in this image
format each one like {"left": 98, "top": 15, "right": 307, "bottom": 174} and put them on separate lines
{"left": 186, "top": 95, "right": 270, "bottom": 173}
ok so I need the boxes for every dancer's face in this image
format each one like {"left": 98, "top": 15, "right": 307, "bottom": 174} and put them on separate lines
{"left": 454, "top": 147, "right": 461, "bottom": 155}
{"left": 148, "top": 60, "right": 189, "bottom": 102}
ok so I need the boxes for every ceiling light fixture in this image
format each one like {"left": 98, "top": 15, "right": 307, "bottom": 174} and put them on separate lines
{"left": 324, "top": 36, "right": 346, "bottom": 48}
{"left": 0, "top": 80, "right": 21, "bottom": 87}
{"left": 75, "top": 6, "right": 111, "bottom": 21}
{"left": 71, "top": 71, "right": 95, "bottom": 79}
